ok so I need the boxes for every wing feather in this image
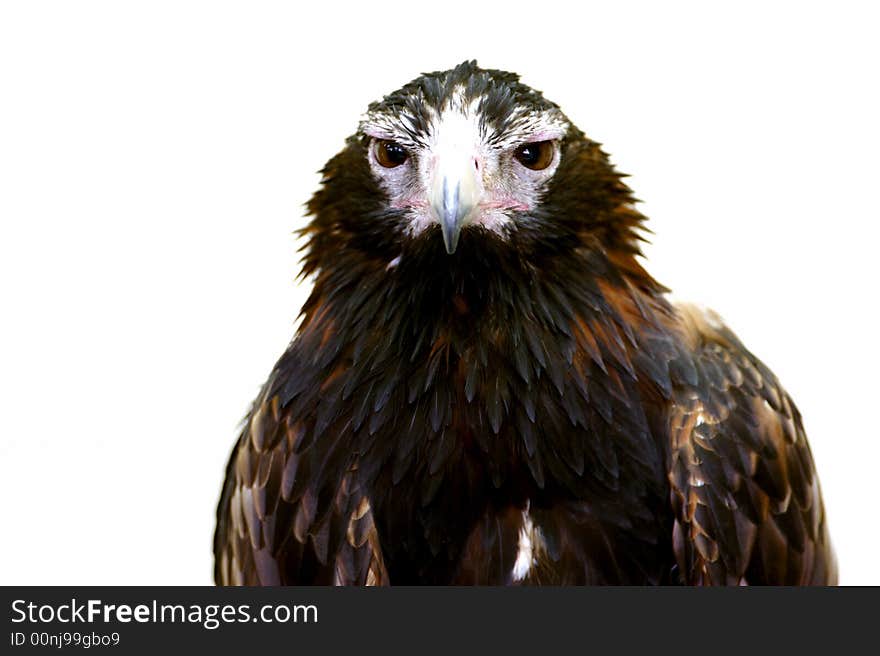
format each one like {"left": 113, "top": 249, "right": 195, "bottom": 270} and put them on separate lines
{"left": 668, "top": 305, "right": 836, "bottom": 585}
{"left": 214, "top": 389, "right": 388, "bottom": 585}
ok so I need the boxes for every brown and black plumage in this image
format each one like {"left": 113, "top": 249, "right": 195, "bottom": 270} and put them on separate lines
{"left": 214, "top": 61, "right": 836, "bottom": 585}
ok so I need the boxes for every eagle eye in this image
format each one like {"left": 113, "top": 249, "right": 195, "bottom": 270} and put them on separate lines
{"left": 513, "top": 141, "right": 556, "bottom": 171}
{"left": 374, "top": 139, "right": 409, "bottom": 168}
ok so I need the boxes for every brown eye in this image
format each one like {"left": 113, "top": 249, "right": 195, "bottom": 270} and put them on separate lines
{"left": 513, "top": 141, "right": 555, "bottom": 170}
{"left": 374, "top": 139, "right": 409, "bottom": 168}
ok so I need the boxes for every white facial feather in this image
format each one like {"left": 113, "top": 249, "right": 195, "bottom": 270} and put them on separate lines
{"left": 361, "top": 85, "right": 569, "bottom": 242}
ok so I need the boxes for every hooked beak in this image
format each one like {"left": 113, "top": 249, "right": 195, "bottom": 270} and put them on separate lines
{"left": 430, "top": 157, "right": 481, "bottom": 254}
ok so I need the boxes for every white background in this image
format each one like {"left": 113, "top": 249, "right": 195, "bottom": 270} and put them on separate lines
{"left": 1, "top": 1, "right": 877, "bottom": 585}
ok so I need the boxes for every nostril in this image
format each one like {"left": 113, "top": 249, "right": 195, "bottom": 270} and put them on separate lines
{"left": 473, "top": 158, "right": 480, "bottom": 171}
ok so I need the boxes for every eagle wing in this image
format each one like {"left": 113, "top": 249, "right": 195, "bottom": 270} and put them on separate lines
{"left": 667, "top": 305, "right": 836, "bottom": 585}
{"left": 213, "top": 388, "right": 387, "bottom": 585}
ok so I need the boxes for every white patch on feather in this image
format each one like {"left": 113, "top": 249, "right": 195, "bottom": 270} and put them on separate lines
{"left": 512, "top": 515, "right": 534, "bottom": 581}
{"left": 512, "top": 506, "right": 544, "bottom": 582}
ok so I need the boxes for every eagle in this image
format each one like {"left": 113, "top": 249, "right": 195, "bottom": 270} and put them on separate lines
{"left": 214, "top": 61, "right": 836, "bottom": 585}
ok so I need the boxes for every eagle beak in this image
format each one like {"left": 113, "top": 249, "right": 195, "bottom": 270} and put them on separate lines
{"left": 430, "top": 159, "right": 481, "bottom": 254}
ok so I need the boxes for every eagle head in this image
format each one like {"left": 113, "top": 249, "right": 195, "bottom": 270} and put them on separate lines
{"left": 303, "top": 61, "right": 645, "bottom": 277}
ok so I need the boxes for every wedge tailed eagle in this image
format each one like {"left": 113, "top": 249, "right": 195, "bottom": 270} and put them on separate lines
{"left": 214, "top": 61, "right": 836, "bottom": 585}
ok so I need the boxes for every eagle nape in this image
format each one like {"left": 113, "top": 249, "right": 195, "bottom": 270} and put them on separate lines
{"left": 214, "top": 61, "right": 836, "bottom": 586}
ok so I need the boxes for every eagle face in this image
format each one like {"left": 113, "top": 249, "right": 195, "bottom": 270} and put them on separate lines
{"left": 306, "top": 61, "right": 641, "bottom": 277}
{"left": 358, "top": 62, "right": 570, "bottom": 254}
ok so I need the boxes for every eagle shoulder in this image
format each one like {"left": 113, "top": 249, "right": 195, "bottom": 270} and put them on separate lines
{"left": 665, "top": 303, "right": 837, "bottom": 585}
{"left": 213, "top": 382, "right": 388, "bottom": 586}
